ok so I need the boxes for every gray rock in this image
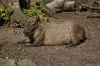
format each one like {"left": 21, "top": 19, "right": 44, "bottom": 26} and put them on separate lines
{"left": 0, "top": 59, "right": 16, "bottom": 66}
{"left": 0, "top": 59, "right": 36, "bottom": 66}
{"left": 18, "top": 59, "right": 36, "bottom": 66}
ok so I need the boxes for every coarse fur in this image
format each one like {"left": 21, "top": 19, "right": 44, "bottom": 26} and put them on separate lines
{"left": 23, "top": 16, "right": 86, "bottom": 47}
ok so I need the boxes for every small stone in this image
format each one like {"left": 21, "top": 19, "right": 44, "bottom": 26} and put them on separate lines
{"left": 6, "top": 57, "right": 9, "bottom": 59}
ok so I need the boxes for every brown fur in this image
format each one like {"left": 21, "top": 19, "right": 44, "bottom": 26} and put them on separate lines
{"left": 23, "top": 16, "right": 86, "bottom": 47}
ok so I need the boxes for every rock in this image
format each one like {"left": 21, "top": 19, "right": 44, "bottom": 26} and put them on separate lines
{"left": 0, "top": 59, "right": 16, "bottom": 66}
{"left": 0, "top": 59, "right": 36, "bottom": 66}
{"left": 18, "top": 59, "right": 36, "bottom": 66}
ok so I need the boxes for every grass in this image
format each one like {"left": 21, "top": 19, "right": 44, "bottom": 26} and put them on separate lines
{"left": 0, "top": 50, "right": 5, "bottom": 55}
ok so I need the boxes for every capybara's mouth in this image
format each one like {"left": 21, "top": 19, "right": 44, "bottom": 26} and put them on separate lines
{"left": 23, "top": 31, "right": 29, "bottom": 37}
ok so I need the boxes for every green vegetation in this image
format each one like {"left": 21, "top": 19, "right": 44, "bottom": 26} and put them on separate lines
{"left": 98, "top": 26, "right": 100, "bottom": 28}
{"left": 23, "top": 0, "right": 42, "bottom": 17}
{"left": 23, "top": 9, "right": 42, "bottom": 17}
{"left": 91, "top": 0, "right": 98, "bottom": 7}
{"left": 23, "top": 0, "right": 55, "bottom": 22}
{"left": 42, "top": 17, "right": 56, "bottom": 22}
{"left": 0, "top": 50, "right": 5, "bottom": 55}
{"left": 0, "top": 8, "right": 13, "bottom": 24}
{"left": 16, "top": 55, "right": 21, "bottom": 60}
{"left": 0, "top": 0, "right": 55, "bottom": 27}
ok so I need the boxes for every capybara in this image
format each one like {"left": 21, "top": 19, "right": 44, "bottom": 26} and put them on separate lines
{"left": 23, "top": 16, "right": 86, "bottom": 47}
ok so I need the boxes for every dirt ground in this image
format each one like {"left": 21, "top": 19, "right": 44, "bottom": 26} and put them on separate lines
{"left": 0, "top": 12, "right": 100, "bottom": 66}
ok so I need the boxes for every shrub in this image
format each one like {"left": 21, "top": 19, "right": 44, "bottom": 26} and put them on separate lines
{"left": 0, "top": 8, "right": 13, "bottom": 25}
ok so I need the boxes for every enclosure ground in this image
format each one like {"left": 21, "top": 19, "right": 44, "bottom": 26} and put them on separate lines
{"left": 0, "top": 12, "right": 100, "bottom": 66}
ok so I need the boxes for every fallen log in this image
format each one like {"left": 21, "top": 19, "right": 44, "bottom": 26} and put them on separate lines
{"left": 46, "top": 0, "right": 81, "bottom": 12}
{"left": 86, "top": 16, "right": 100, "bottom": 18}
{"left": 81, "top": 4, "right": 100, "bottom": 10}
{"left": 63, "top": 1, "right": 76, "bottom": 12}
{"left": 46, "top": 0, "right": 65, "bottom": 13}
{"left": 77, "top": 4, "right": 100, "bottom": 12}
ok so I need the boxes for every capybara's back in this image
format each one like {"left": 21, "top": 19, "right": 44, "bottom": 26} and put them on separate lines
{"left": 43, "top": 22, "right": 85, "bottom": 46}
{"left": 23, "top": 16, "right": 86, "bottom": 47}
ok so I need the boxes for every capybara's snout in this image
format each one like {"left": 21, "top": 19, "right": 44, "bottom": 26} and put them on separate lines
{"left": 23, "top": 26, "right": 29, "bottom": 37}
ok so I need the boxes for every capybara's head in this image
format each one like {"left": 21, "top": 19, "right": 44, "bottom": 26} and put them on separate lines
{"left": 23, "top": 16, "right": 40, "bottom": 37}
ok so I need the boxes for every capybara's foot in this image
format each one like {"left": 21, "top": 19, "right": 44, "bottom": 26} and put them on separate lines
{"left": 24, "top": 43, "right": 41, "bottom": 47}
